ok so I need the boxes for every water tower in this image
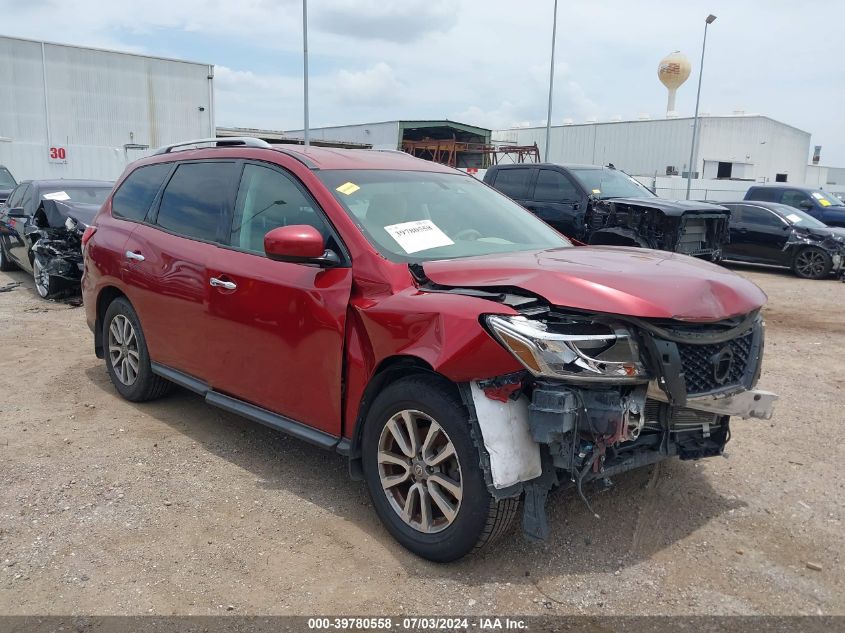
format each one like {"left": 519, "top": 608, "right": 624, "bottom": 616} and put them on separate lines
{"left": 658, "top": 51, "right": 691, "bottom": 117}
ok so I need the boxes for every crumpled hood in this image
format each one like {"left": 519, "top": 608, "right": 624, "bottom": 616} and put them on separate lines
{"left": 801, "top": 225, "right": 845, "bottom": 243}
{"left": 603, "top": 197, "right": 730, "bottom": 217}
{"left": 41, "top": 200, "right": 100, "bottom": 228}
{"left": 422, "top": 246, "right": 767, "bottom": 321}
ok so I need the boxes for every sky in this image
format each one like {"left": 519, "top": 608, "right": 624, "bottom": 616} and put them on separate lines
{"left": 2, "top": 0, "right": 844, "bottom": 164}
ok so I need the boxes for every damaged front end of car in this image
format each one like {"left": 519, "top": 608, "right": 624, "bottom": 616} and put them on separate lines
{"left": 459, "top": 299, "right": 776, "bottom": 541}
{"left": 30, "top": 201, "right": 88, "bottom": 297}
{"left": 588, "top": 198, "right": 730, "bottom": 259}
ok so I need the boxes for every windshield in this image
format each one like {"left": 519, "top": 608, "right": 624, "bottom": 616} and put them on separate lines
{"left": 811, "top": 190, "right": 845, "bottom": 207}
{"left": 771, "top": 204, "right": 828, "bottom": 228}
{"left": 568, "top": 167, "right": 655, "bottom": 200}
{"left": 318, "top": 170, "right": 571, "bottom": 262}
{"left": 40, "top": 186, "right": 112, "bottom": 206}
{"left": 0, "top": 168, "right": 15, "bottom": 188}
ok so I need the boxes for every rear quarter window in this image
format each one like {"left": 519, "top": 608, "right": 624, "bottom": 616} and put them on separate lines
{"left": 112, "top": 163, "right": 173, "bottom": 222}
{"left": 745, "top": 187, "right": 780, "bottom": 203}
{"left": 491, "top": 168, "right": 531, "bottom": 199}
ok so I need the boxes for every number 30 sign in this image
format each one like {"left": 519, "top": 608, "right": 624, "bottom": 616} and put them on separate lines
{"left": 49, "top": 146, "right": 68, "bottom": 163}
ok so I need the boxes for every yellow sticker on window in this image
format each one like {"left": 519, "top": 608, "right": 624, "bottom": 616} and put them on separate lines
{"left": 820, "top": 199, "right": 831, "bottom": 207}
{"left": 592, "top": 189, "right": 601, "bottom": 194}
{"left": 336, "top": 182, "right": 360, "bottom": 195}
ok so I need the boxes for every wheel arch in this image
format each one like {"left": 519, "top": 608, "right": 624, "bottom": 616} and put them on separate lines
{"left": 346, "top": 354, "right": 457, "bottom": 480}
{"left": 94, "top": 285, "right": 129, "bottom": 358}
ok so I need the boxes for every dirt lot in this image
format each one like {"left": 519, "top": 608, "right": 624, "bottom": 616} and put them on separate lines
{"left": 0, "top": 263, "right": 843, "bottom": 617}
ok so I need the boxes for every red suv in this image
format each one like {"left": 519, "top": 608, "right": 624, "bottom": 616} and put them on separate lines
{"left": 82, "top": 138, "right": 777, "bottom": 562}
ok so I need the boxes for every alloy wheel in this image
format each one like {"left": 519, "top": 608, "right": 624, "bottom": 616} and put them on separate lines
{"left": 33, "top": 258, "right": 50, "bottom": 298}
{"left": 795, "top": 249, "right": 828, "bottom": 278}
{"left": 377, "top": 409, "right": 463, "bottom": 534}
{"left": 108, "top": 314, "right": 140, "bottom": 385}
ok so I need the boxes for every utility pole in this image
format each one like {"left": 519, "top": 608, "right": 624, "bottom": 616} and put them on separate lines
{"left": 544, "top": 0, "right": 558, "bottom": 162}
{"left": 303, "top": 0, "right": 310, "bottom": 146}
{"left": 686, "top": 14, "right": 717, "bottom": 199}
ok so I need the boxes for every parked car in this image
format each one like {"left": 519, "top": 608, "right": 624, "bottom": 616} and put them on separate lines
{"left": 82, "top": 138, "right": 776, "bottom": 562}
{"left": 719, "top": 201, "right": 845, "bottom": 279}
{"left": 483, "top": 163, "right": 730, "bottom": 258}
{"left": 0, "top": 179, "right": 113, "bottom": 297}
{"left": 744, "top": 184, "right": 845, "bottom": 227}
{"left": 0, "top": 165, "right": 16, "bottom": 204}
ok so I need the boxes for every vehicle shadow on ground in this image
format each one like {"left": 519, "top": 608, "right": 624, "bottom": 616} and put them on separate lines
{"left": 83, "top": 364, "right": 744, "bottom": 582}
{"left": 722, "top": 260, "right": 843, "bottom": 282}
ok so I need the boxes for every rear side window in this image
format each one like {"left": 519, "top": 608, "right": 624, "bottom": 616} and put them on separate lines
{"left": 534, "top": 169, "right": 579, "bottom": 202}
{"left": 492, "top": 168, "right": 531, "bottom": 198}
{"left": 155, "top": 162, "right": 235, "bottom": 242}
{"left": 743, "top": 206, "right": 784, "bottom": 227}
{"left": 746, "top": 187, "right": 779, "bottom": 202}
{"left": 113, "top": 163, "right": 172, "bottom": 222}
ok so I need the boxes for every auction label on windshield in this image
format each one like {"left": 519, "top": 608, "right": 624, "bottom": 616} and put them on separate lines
{"left": 384, "top": 220, "right": 454, "bottom": 253}
{"left": 42, "top": 191, "right": 70, "bottom": 201}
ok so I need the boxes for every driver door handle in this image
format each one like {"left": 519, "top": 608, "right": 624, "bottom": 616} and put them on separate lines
{"left": 125, "top": 250, "right": 145, "bottom": 261}
{"left": 210, "top": 277, "right": 237, "bottom": 291}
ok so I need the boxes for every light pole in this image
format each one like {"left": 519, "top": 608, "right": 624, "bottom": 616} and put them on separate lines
{"left": 685, "top": 13, "right": 716, "bottom": 200}
{"left": 544, "top": 0, "right": 558, "bottom": 162}
{"left": 303, "top": 0, "right": 310, "bottom": 146}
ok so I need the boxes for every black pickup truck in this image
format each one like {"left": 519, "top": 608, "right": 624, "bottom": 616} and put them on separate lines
{"left": 484, "top": 163, "right": 730, "bottom": 258}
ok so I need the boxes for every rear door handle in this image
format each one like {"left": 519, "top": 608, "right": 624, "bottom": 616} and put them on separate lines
{"left": 125, "top": 250, "right": 145, "bottom": 261}
{"left": 210, "top": 277, "right": 237, "bottom": 291}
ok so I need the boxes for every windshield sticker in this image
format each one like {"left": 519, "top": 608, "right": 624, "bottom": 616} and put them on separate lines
{"left": 592, "top": 189, "right": 601, "bottom": 194}
{"left": 336, "top": 182, "right": 360, "bottom": 195}
{"left": 786, "top": 213, "right": 802, "bottom": 223}
{"left": 811, "top": 192, "right": 824, "bottom": 200}
{"left": 384, "top": 220, "right": 455, "bottom": 254}
{"left": 819, "top": 199, "right": 831, "bottom": 207}
{"left": 42, "top": 191, "right": 70, "bottom": 201}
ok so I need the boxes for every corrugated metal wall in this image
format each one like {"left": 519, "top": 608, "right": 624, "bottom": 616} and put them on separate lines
{"left": 285, "top": 121, "right": 401, "bottom": 149}
{"left": 0, "top": 36, "right": 214, "bottom": 182}
{"left": 494, "top": 116, "right": 811, "bottom": 185}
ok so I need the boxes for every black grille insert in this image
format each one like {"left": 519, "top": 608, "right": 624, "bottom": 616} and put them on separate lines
{"left": 677, "top": 329, "right": 754, "bottom": 395}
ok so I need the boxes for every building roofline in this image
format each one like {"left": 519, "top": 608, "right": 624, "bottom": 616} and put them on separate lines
{"left": 501, "top": 114, "right": 810, "bottom": 137}
{"left": 0, "top": 33, "right": 213, "bottom": 68}
{"left": 285, "top": 118, "right": 491, "bottom": 135}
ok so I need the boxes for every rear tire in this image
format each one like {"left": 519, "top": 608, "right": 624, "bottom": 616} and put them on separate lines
{"left": 793, "top": 246, "right": 832, "bottom": 280}
{"left": 362, "top": 374, "right": 518, "bottom": 562}
{"left": 0, "top": 241, "right": 17, "bottom": 271}
{"left": 103, "top": 297, "right": 172, "bottom": 402}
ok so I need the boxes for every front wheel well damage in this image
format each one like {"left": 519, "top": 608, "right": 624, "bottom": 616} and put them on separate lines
{"left": 94, "top": 286, "right": 128, "bottom": 358}
{"left": 346, "top": 355, "right": 450, "bottom": 480}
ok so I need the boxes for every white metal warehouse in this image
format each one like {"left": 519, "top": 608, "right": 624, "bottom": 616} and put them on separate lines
{"left": 0, "top": 35, "right": 214, "bottom": 182}
{"left": 494, "top": 115, "right": 812, "bottom": 195}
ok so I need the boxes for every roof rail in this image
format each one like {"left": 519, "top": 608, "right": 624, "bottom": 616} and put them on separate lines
{"left": 153, "top": 137, "right": 271, "bottom": 155}
{"left": 368, "top": 149, "right": 410, "bottom": 156}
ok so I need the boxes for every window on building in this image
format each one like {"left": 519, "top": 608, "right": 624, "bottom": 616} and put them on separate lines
{"left": 775, "top": 173, "right": 788, "bottom": 182}
{"left": 717, "top": 162, "right": 733, "bottom": 179}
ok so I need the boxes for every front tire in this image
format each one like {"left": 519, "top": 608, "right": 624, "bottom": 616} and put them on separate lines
{"left": 103, "top": 297, "right": 172, "bottom": 402}
{"left": 32, "top": 257, "right": 56, "bottom": 298}
{"left": 793, "top": 246, "right": 832, "bottom": 280}
{"left": 362, "top": 375, "right": 518, "bottom": 562}
{"left": 0, "top": 241, "right": 17, "bottom": 272}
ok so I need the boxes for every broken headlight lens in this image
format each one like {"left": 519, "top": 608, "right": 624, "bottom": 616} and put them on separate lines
{"left": 485, "top": 314, "right": 647, "bottom": 382}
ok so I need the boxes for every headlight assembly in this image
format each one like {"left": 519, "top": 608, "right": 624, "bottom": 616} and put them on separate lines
{"left": 485, "top": 314, "right": 648, "bottom": 382}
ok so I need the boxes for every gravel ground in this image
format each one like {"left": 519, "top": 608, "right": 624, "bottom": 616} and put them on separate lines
{"left": 0, "top": 263, "right": 843, "bottom": 616}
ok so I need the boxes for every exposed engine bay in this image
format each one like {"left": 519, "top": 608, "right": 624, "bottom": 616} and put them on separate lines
{"left": 587, "top": 198, "right": 730, "bottom": 259}
{"left": 424, "top": 277, "right": 778, "bottom": 541}
{"left": 29, "top": 200, "right": 90, "bottom": 297}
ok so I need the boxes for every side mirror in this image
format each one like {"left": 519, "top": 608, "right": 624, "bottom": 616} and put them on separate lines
{"left": 7, "top": 207, "right": 26, "bottom": 218}
{"left": 798, "top": 200, "right": 813, "bottom": 210}
{"left": 264, "top": 225, "right": 340, "bottom": 267}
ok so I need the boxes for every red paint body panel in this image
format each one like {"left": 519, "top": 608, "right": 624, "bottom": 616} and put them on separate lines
{"left": 83, "top": 145, "right": 769, "bottom": 448}
{"left": 206, "top": 250, "right": 352, "bottom": 435}
{"left": 423, "top": 246, "right": 767, "bottom": 321}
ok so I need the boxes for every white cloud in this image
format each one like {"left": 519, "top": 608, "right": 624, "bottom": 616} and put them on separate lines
{"left": 333, "top": 62, "right": 404, "bottom": 106}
